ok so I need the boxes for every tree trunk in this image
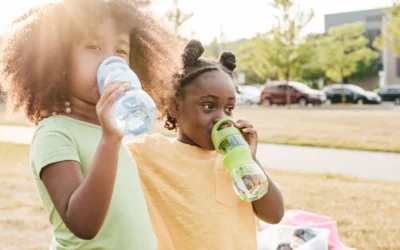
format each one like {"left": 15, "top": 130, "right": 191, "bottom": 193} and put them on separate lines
{"left": 285, "top": 70, "right": 291, "bottom": 109}
{"left": 339, "top": 72, "right": 346, "bottom": 104}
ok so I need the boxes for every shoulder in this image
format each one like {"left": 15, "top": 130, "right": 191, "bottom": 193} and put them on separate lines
{"left": 32, "top": 116, "right": 75, "bottom": 145}
{"left": 126, "top": 133, "right": 172, "bottom": 157}
{"left": 30, "top": 116, "right": 80, "bottom": 177}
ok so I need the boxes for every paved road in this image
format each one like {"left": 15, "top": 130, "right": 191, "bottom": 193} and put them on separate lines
{"left": 1, "top": 125, "right": 399, "bottom": 182}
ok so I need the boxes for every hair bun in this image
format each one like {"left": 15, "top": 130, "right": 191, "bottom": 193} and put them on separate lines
{"left": 219, "top": 52, "right": 236, "bottom": 71}
{"left": 182, "top": 40, "right": 204, "bottom": 67}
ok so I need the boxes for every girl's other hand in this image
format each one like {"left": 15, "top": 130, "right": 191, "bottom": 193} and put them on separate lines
{"left": 235, "top": 119, "right": 258, "bottom": 159}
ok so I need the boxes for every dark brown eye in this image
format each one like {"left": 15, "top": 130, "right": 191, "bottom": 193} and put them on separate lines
{"left": 226, "top": 106, "right": 235, "bottom": 113}
{"left": 86, "top": 45, "right": 101, "bottom": 51}
{"left": 203, "top": 103, "right": 214, "bottom": 110}
{"left": 116, "top": 49, "right": 128, "bottom": 55}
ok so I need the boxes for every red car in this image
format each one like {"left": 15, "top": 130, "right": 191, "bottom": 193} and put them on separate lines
{"left": 259, "top": 81, "right": 327, "bottom": 106}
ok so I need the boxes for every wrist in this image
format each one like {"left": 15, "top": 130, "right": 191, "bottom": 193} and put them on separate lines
{"left": 101, "top": 134, "right": 123, "bottom": 146}
{"left": 252, "top": 155, "right": 258, "bottom": 162}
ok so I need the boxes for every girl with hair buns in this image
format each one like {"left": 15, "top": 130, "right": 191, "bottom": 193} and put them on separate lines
{"left": 127, "top": 40, "right": 284, "bottom": 250}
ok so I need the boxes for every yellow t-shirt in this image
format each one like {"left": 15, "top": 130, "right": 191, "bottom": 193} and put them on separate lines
{"left": 127, "top": 133, "right": 257, "bottom": 250}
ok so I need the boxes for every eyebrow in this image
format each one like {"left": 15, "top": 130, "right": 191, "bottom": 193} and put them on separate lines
{"left": 200, "top": 95, "right": 236, "bottom": 100}
{"left": 200, "top": 95, "right": 219, "bottom": 100}
{"left": 116, "top": 38, "right": 130, "bottom": 47}
{"left": 84, "top": 34, "right": 129, "bottom": 46}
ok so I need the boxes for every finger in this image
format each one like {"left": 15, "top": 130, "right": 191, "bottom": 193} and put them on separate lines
{"left": 235, "top": 120, "right": 254, "bottom": 129}
{"left": 252, "top": 174, "right": 264, "bottom": 186}
{"left": 98, "top": 82, "right": 129, "bottom": 108}
{"left": 242, "top": 127, "right": 257, "bottom": 134}
{"left": 100, "top": 85, "right": 127, "bottom": 115}
{"left": 100, "top": 82, "right": 124, "bottom": 103}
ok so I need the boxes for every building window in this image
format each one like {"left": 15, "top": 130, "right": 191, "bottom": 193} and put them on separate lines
{"left": 366, "top": 15, "right": 383, "bottom": 22}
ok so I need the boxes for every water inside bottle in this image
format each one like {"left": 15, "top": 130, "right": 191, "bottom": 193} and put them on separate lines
{"left": 98, "top": 57, "right": 157, "bottom": 135}
{"left": 112, "top": 90, "right": 157, "bottom": 135}
{"left": 231, "top": 164, "right": 269, "bottom": 202}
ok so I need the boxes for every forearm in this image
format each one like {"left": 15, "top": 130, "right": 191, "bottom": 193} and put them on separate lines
{"left": 66, "top": 136, "right": 121, "bottom": 239}
{"left": 252, "top": 159, "right": 284, "bottom": 224}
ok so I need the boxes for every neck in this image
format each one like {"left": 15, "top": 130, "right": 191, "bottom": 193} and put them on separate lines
{"left": 63, "top": 96, "right": 100, "bottom": 125}
{"left": 177, "top": 132, "right": 201, "bottom": 148}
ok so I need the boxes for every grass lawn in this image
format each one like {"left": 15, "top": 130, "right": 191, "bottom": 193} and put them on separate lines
{"left": 150, "top": 106, "right": 400, "bottom": 153}
{"left": 0, "top": 142, "right": 399, "bottom": 250}
{"left": 2, "top": 105, "right": 400, "bottom": 153}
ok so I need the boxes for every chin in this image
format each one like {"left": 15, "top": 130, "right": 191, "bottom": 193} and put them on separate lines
{"left": 204, "top": 141, "right": 215, "bottom": 151}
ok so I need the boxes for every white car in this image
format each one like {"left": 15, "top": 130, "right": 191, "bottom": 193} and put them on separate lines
{"left": 236, "top": 85, "right": 261, "bottom": 105}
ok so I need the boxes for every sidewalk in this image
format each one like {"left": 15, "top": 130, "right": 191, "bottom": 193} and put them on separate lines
{"left": 1, "top": 125, "right": 399, "bottom": 181}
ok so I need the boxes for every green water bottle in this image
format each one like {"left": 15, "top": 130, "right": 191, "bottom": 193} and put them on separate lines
{"left": 211, "top": 118, "right": 269, "bottom": 202}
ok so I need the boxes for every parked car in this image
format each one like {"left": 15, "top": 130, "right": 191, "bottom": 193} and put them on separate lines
{"left": 259, "top": 81, "right": 327, "bottom": 106}
{"left": 322, "top": 84, "right": 381, "bottom": 105}
{"left": 236, "top": 85, "right": 261, "bottom": 105}
{"left": 375, "top": 85, "right": 400, "bottom": 105}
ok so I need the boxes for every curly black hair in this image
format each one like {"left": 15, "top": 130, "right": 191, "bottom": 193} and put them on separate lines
{"left": 162, "top": 40, "right": 238, "bottom": 131}
{"left": 0, "top": 0, "right": 181, "bottom": 122}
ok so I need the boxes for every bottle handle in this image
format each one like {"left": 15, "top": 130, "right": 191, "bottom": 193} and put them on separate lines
{"left": 211, "top": 118, "right": 236, "bottom": 136}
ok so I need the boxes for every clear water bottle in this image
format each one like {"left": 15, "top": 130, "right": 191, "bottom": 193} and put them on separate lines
{"left": 97, "top": 56, "right": 157, "bottom": 135}
{"left": 211, "top": 118, "right": 269, "bottom": 202}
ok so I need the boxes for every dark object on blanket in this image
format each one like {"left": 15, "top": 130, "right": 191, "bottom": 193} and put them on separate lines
{"left": 289, "top": 227, "right": 317, "bottom": 248}
{"left": 293, "top": 227, "right": 317, "bottom": 242}
{"left": 276, "top": 242, "right": 293, "bottom": 250}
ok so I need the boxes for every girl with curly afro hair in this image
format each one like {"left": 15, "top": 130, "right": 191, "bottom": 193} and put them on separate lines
{"left": 127, "top": 40, "right": 284, "bottom": 250}
{"left": 0, "top": 0, "right": 180, "bottom": 249}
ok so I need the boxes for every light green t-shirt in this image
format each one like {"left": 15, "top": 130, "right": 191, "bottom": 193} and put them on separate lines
{"left": 30, "top": 115, "right": 157, "bottom": 250}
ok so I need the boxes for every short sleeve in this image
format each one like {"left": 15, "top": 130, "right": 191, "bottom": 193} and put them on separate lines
{"left": 126, "top": 134, "right": 162, "bottom": 159}
{"left": 31, "top": 123, "right": 80, "bottom": 178}
{"left": 126, "top": 134, "right": 165, "bottom": 173}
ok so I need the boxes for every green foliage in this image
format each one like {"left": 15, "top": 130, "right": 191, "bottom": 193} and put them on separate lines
{"left": 166, "top": 0, "right": 193, "bottom": 43}
{"left": 318, "top": 22, "right": 378, "bottom": 82}
{"left": 236, "top": 0, "right": 314, "bottom": 83}
{"left": 374, "top": 2, "right": 400, "bottom": 55}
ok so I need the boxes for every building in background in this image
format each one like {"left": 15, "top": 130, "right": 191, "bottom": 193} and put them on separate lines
{"left": 325, "top": 8, "right": 400, "bottom": 88}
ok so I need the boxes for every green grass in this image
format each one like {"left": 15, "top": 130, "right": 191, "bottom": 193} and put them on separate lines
{"left": 150, "top": 106, "right": 400, "bottom": 153}
{"left": 2, "top": 105, "right": 400, "bottom": 153}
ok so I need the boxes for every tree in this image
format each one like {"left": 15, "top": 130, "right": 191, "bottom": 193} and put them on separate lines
{"left": 237, "top": 0, "right": 313, "bottom": 105}
{"left": 203, "top": 37, "right": 220, "bottom": 59}
{"left": 318, "top": 22, "right": 378, "bottom": 102}
{"left": 318, "top": 22, "right": 378, "bottom": 83}
{"left": 298, "top": 35, "right": 326, "bottom": 87}
{"left": 166, "top": 0, "right": 193, "bottom": 43}
{"left": 203, "top": 38, "right": 262, "bottom": 84}
{"left": 374, "top": 2, "right": 400, "bottom": 55}
{"left": 268, "top": 0, "right": 314, "bottom": 81}
{"left": 237, "top": 35, "right": 280, "bottom": 81}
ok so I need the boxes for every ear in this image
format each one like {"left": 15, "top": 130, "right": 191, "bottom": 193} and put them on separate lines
{"left": 168, "top": 97, "right": 180, "bottom": 119}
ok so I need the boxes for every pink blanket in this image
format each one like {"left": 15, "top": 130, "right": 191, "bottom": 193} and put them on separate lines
{"left": 259, "top": 210, "right": 355, "bottom": 250}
